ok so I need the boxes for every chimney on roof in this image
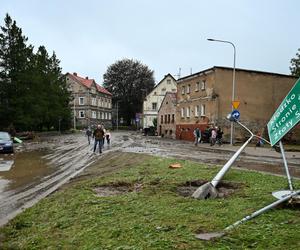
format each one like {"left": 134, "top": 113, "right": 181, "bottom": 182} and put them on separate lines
{"left": 85, "top": 76, "right": 88, "bottom": 79}
{"left": 73, "top": 72, "right": 77, "bottom": 76}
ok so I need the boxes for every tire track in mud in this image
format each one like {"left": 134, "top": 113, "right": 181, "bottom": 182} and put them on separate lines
{"left": 0, "top": 133, "right": 134, "bottom": 227}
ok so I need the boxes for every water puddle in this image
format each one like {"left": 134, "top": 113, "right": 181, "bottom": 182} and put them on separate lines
{"left": 0, "top": 151, "right": 54, "bottom": 194}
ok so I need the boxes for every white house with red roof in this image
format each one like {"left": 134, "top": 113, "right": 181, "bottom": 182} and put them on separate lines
{"left": 66, "top": 72, "right": 112, "bottom": 128}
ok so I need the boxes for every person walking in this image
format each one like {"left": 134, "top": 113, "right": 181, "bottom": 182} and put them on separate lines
{"left": 216, "top": 127, "right": 223, "bottom": 146}
{"left": 93, "top": 124, "right": 105, "bottom": 153}
{"left": 86, "top": 127, "right": 92, "bottom": 145}
{"left": 193, "top": 127, "right": 201, "bottom": 146}
{"left": 101, "top": 124, "right": 106, "bottom": 146}
{"left": 105, "top": 130, "right": 111, "bottom": 146}
{"left": 210, "top": 127, "right": 217, "bottom": 146}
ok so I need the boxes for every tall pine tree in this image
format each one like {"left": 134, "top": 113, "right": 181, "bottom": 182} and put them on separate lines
{"left": 0, "top": 14, "right": 34, "bottom": 129}
{"left": 0, "top": 14, "right": 71, "bottom": 131}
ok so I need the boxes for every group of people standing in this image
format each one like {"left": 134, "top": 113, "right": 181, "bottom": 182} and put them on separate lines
{"left": 85, "top": 125, "right": 111, "bottom": 154}
{"left": 193, "top": 126, "right": 223, "bottom": 146}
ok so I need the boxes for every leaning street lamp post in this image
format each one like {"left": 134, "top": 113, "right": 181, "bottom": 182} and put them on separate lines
{"left": 207, "top": 38, "right": 236, "bottom": 145}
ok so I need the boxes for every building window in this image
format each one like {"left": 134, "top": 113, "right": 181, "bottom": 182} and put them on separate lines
{"left": 92, "top": 98, "right": 96, "bottom": 106}
{"left": 201, "top": 80, "right": 206, "bottom": 90}
{"left": 167, "top": 79, "right": 171, "bottom": 84}
{"left": 165, "top": 114, "right": 167, "bottom": 123}
{"left": 152, "top": 102, "right": 157, "bottom": 110}
{"left": 101, "top": 112, "right": 104, "bottom": 119}
{"left": 79, "top": 97, "right": 84, "bottom": 105}
{"left": 171, "top": 114, "right": 175, "bottom": 123}
{"left": 201, "top": 104, "right": 206, "bottom": 116}
{"left": 161, "top": 115, "right": 163, "bottom": 124}
{"left": 186, "top": 107, "right": 190, "bottom": 118}
{"left": 168, "top": 114, "right": 171, "bottom": 123}
{"left": 105, "top": 112, "right": 108, "bottom": 119}
{"left": 161, "top": 88, "right": 166, "bottom": 95}
{"left": 181, "top": 108, "right": 185, "bottom": 118}
{"left": 108, "top": 113, "right": 111, "bottom": 120}
{"left": 195, "top": 105, "right": 199, "bottom": 117}
{"left": 187, "top": 84, "right": 190, "bottom": 94}
{"left": 169, "top": 130, "right": 173, "bottom": 135}
{"left": 181, "top": 86, "right": 185, "bottom": 95}
{"left": 92, "top": 111, "right": 97, "bottom": 118}
{"left": 79, "top": 110, "right": 85, "bottom": 118}
{"left": 195, "top": 82, "right": 200, "bottom": 92}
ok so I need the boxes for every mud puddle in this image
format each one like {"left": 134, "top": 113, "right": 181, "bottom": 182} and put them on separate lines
{"left": 0, "top": 151, "right": 54, "bottom": 195}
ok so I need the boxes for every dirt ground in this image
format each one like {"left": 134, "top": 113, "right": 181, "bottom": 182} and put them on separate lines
{"left": 1, "top": 131, "right": 300, "bottom": 226}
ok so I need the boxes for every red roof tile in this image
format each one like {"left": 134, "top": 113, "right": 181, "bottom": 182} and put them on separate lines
{"left": 67, "top": 72, "right": 112, "bottom": 96}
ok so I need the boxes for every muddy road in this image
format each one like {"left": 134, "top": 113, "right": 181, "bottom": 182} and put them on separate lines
{"left": 0, "top": 131, "right": 300, "bottom": 226}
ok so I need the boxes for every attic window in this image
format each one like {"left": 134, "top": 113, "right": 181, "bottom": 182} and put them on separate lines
{"left": 167, "top": 79, "right": 171, "bottom": 84}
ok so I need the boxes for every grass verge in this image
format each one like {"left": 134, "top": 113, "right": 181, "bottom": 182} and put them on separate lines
{"left": 0, "top": 152, "right": 300, "bottom": 249}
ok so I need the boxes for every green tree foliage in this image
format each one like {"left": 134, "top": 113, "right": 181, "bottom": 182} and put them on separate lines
{"left": 0, "top": 14, "right": 71, "bottom": 131}
{"left": 290, "top": 48, "right": 300, "bottom": 77}
{"left": 103, "top": 58, "right": 155, "bottom": 125}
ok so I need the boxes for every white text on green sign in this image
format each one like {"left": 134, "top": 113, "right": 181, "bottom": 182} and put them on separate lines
{"left": 267, "top": 78, "right": 300, "bottom": 146}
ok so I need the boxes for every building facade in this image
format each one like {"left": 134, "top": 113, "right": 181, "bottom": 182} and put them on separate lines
{"left": 157, "top": 92, "right": 177, "bottom": 139}
{"left": 176, "top": 66, "right": 298, "bottom": 142}
{"left": 66, "top": 72, "right": 112, "bottom": 128}
{"left": 143, "top": 74, "right": 177, "bottom": 129}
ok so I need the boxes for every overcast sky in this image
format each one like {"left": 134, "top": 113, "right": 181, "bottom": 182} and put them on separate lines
{"left": 1, "top": 0, "right": 299, "bottom": 84}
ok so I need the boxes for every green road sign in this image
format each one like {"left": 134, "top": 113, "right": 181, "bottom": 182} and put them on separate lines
{"left": 267, "top": 78, "right": 300, "bottom": 146}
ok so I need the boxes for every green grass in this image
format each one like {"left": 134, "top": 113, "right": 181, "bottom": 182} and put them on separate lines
{"left": 1, "top": 154, "right": 300, "bottom": 249}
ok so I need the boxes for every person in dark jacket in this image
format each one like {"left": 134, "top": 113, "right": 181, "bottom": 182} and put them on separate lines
{"left": 86, "top": 127, "right": 92, "bottom": 145}
{"left": 93, "top": 124, "right": 105, "bottom": 153}
{"left": 216, "top": 127, "right": 223, "bottom": 146}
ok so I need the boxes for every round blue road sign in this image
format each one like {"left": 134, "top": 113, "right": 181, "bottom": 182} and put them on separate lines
{"left": 231, "top": 109, "right": 240, "bottom": 120}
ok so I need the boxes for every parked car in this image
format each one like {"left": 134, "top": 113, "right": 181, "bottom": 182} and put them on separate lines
{"left": 0, "top": 132, "right": 14, "bottom": 153}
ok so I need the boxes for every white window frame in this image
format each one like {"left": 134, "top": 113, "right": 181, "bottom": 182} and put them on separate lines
{"left": 108, "top": 113, "right": 111, "bottom": 120}
{"left": 92, "top": 97, "right": 96, "bottom": 106}
{"left": 167, "top": 79, "right": 171, "bottom": 84}
{"left": 201, "top": 80, "right": 206, "bottom": 90}
{"left": 79, "top": 97, "right": 84, "bottom": 105}
{"left": 181, "top": 86, "right": 185, "bottom": 95}
{"left": 187, "top": 84, "right": 190, "bottom": 94}
{"left": 186, "top": 107, "right": 190, "bottom": 118}
{"left": 181, "top": 108, "right": 185, "bottom": 118}
{"left": 201, "top": 104, "right": 206, "bottom": 116}
{"left": 92, "top": 111, "right": 97, "bottom": 118}
{"left": 101, "top": 112, "right": 104, "bottom": 119}
{"left": 195, "top": 105, "right": 199, "bottom": 117}
{"left": 79, "top": 110, "right": 85, "bottom": 118}
{"left": 195, "top": 82, "right": 200, "bottom": 92}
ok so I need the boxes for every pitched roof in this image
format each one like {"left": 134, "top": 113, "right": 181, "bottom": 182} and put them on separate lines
{"left": 158, "top": 91, "right": 177, "bottom": 113}
{"left": 67, "top": 72, "right": 112, "bottom": 96}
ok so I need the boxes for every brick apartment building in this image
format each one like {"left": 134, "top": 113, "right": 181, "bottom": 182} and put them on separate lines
{"left": 176, "top": 66, "right": 298, "bottom": 142}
